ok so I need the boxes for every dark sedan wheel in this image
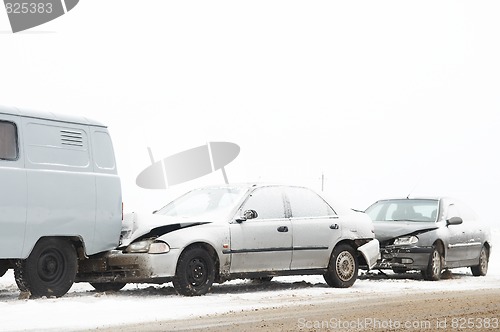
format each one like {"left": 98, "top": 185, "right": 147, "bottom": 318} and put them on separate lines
{"left": 90, "top": 282, "right": 127, "bottom": 292}
{"left": 173, "top": 247, "right": 215, "bottom": 296}
{"left": 471, "top": 246, "right": 489, "bottom": 277}
{"left": 324, "top": 244, "right": 358, "bottom": 288}
{"left": 422, "top": 247, "right": 442, "bottom": 281}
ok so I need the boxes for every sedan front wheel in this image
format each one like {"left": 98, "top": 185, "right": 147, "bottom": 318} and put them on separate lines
{"left": 173, "top": 247, "right": 215, "bottom": 296}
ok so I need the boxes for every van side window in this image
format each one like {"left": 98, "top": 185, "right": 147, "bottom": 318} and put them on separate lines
{"left": 93, "top": 131, "right": 116, "bottom": 170}
{"left": 0, "top": 121, "right": 18, "bottom": 160}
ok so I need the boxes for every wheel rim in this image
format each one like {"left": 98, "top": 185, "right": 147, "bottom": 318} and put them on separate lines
{"left": 431, "top": 250, "right": 441, "bottom": 276}
{"left": 37, "top": 249, "right": 65, "bottom": 284}
{"left": 480, "top": 249, "right": 488, "bottom": 273}
{"left": 336, "top": 251, "right": 355, "bottom": 282}
{"left": 187, "top": 257, "right": 207, "bottom": 287}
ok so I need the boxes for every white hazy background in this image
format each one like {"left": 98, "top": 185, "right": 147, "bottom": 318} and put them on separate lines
{"left": 0, "top": 1, "right": 499, "bottom": 223}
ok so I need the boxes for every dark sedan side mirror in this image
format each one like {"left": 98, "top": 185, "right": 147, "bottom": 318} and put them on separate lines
{"left": 235, "top": 209, "right": 258, "bottom": 223}
{"left": 447, "top": 216, "right": 463, "bottom": 226}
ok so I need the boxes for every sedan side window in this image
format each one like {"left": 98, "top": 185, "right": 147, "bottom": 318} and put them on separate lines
{"left": 241, "top": 187, "right": 285, "bottom": 220}
{"left": 286, "top": 187, "right": 335, "bottom": 218}
{"left": 0, "top": 121, "right": 18, "bottom": 160}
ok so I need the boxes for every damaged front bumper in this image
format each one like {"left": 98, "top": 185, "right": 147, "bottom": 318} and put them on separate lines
{"left": 374, "top": 245, "right": 433, "bottom": 271}
{"left": 357, "top": 239, "right": 380, "bottom": 270}
{"left": 76, "top": 249, "right": 180, "bottom": 284}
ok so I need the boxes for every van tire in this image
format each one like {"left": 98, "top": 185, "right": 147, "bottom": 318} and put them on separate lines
{"left": 14, "top": 238, "right": 77, "bottom": 298}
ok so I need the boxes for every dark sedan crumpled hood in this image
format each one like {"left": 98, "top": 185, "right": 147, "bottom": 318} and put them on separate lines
{"left": 373, "top": 221, "right": 438, "bottom": 243}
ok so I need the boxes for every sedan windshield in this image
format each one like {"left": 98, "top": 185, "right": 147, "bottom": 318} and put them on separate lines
{"left": 155, "top": 187, "right": 248, "bottom": 219}
{"left": 366, "top": 199, "right": 439, "bottom": 222}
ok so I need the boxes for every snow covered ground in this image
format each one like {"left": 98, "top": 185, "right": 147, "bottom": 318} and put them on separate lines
{"left": 1, "top": 230, "right": 498, "bottom": 332}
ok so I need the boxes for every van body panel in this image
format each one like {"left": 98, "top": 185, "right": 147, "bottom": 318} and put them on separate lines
{"left": 93, "top": 173, "right": 122, "bottom": 253}
{"left": 91, "top": 127, "right": 122, "bottom": 253}
{"left": 0, "top": 114, "right": 27, "bottom": 258}
{"left": 0, "top": 105, "right": 121, "bottom": 259}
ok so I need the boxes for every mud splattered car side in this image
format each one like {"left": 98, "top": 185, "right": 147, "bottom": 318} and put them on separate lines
{"left": 77, "top": 184, "right": 379, "bottom": 295}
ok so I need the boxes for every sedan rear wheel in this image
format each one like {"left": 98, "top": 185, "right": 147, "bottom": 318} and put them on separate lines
{"left": 422, "top": 247, "right": 442, "bottom": 281}
{"left": 471, "top": 246, "right": 488, "bottom": 276}
{"left": 323, "top": 244, "right": 358, "bottom": 288}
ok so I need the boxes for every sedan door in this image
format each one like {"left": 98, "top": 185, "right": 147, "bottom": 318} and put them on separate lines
{"left": 229, "top": 187, "right": 292, "bottom": 273}
{"left": 443, "top": 202, "right": 468, "bottom": 262}
{"left": 285, "top": 187, "right": 341, "bottom": 270}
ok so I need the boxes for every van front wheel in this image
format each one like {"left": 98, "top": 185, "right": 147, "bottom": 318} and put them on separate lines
{"left": 14, "top": 238, "right": 77, "bottom": 298}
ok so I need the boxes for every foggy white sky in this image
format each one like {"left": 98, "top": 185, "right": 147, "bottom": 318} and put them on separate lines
{"left": 1, "top": 1, "right": 499, "bottom": 224}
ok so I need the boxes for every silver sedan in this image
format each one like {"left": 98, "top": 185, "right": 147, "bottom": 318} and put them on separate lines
{"left": 77, "top": 184, "right": 379, "bottom": 295}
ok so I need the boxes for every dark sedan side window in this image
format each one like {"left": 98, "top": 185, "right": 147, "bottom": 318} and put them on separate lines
{"left": 285, "top": 187, "right": 335, "bottom": 218}
{"left": 241, "top": 187, "right": 286, "bottom": 220}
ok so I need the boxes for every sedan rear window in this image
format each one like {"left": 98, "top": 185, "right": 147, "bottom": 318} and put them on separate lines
{"left": 366, "top": 199, "right": 439, "bottom": 222}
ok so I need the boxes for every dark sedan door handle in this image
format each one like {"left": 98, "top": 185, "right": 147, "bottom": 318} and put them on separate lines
{"left": 277, "top": 226, "right": 289, "bottom": 232}
{"left": 330, "top": 224, "right": 339, "bottom": 230}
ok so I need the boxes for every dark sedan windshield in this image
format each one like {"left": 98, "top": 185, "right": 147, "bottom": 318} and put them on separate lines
{"left": 366, "top": 199, "right": 439, "bottom": 222}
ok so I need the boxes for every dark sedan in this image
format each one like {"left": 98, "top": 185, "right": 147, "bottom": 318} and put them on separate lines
{"left": 365, "top": 197, "right": 491, "bottom": 280}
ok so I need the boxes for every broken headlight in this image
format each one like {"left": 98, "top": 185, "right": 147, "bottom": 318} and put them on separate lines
{"left": 126, "top": 239, "right": 170, "bottom": 254}
{"left": 393, "top": 236, "right": 418, "bottom": 246}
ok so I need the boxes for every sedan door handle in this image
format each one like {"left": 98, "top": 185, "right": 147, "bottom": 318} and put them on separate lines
{"left": 330, "top": 224, "right": 339, "bottom": 230}
{"left": 277, "top": 226, "right": 289, "bottom": 232}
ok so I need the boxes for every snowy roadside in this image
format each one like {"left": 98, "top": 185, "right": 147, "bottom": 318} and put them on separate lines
{"left": 0, "top": 230, "right": 498, "bottom": 332}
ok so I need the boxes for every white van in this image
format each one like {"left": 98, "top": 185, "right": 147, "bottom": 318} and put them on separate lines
{"left": 0, "top": 105, "right": 122, "bottom": 297}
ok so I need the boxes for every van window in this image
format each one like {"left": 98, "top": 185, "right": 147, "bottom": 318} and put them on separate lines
{"left": 93, "top": 131, "right": 116, "bottom": 170}
{"left": 0, "top": 121, "right": 18, "bottom": 160}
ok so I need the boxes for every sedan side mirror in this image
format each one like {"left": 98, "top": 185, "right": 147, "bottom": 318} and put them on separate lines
{"left": 235, "top": 209, "right": 258, "bottom": 223}
{"left": 447, "top": 216, "right": 463, "bottom": 226}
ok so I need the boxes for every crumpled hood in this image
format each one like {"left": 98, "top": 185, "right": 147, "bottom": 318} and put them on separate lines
{"left": 373, "top": 221, "right": 438, "bottom": 243}
{"left": 120, "top": 212, "right": 212, "bottom": 247}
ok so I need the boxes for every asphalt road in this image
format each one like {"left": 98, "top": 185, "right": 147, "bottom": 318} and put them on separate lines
{"left": 93, "top": 288, "right": 500, "bottom": 331}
